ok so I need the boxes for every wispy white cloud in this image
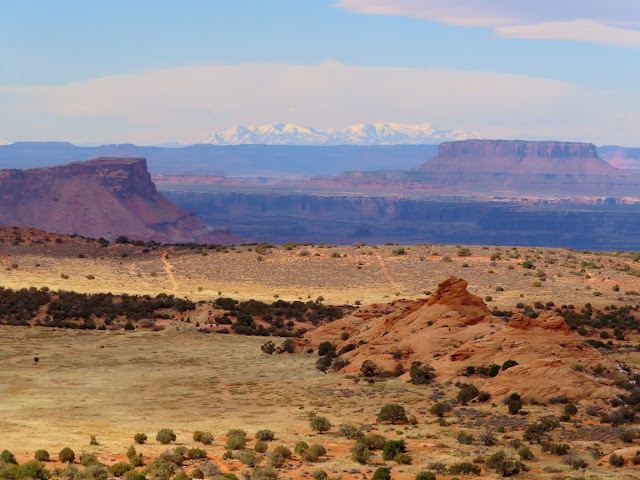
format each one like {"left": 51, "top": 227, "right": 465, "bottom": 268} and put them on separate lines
{"left": 496, "top": 20, "right": 640, "bottom": 47}
{"left": 0, "top": 62, "right": 638, "bottom": 145}
{"left": 334, "top": 0, "right": 640, "bottom": 47}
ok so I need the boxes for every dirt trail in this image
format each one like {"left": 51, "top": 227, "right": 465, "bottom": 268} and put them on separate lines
{"left": 373, "top": 249, "right": 394, "bottom": 287}
{"left": 160, "top": 252, "right": 179, "bottom": 292}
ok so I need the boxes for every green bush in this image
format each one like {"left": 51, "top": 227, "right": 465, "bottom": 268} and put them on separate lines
{"left": 237, "top": 451, "right": 261, "bottom": 467}
{"left": 156, "top": 429, "right": 176, "bottom": 444}
{"left": 1, "top": 450, "right": 17, "bottom": 465}
{"left": 0, "top": 460, "right": 49, "bottom": 480}
{"left": 610, "top": 453, "right": 625, "bottom": 467}
{"left": 59, "top": 447, "right": 75, "bottom": 464}
{"left": 317, "top": 342, "right": 335, "bottom": 356}
{"left": 134, "top": 433, "right": 148, "bottom": 444}
{"left": 110, "top": 462, "right": 133, "bottom": 477}
{"left": 415, "top": 472, "right": 436, "bottom": 480}
{"left": 226, "top": 434, "right": 247, "bottom": 450}
{"left": 456, "top": 432, "right": 474, "bottom": 445}
{"left": 409, "top": 362, "right": 435, "bottom": 384}
{"left": 518, "top": 448, "right": 534, "bottom": 461}
{"left": 309, "top": 416, "right": 331, "bottom": 433}
{"left": 34, "top": 450, "right": 50, "bottom": 462}
{"left": 377, "top": 404, "right": 408, "bottom": 424}
{"left": 394, "top": 453, "right": 412, "bottom": 465}
{"left": 358, "top": 434, "right": 387, "bottom": 450}
{"left": 255, "top": 429, "right": 275, "bottom": 441}
{"left": 255, "top": 441, "right": 268, "bottom": 453}
{"left": 371, "top": 467, "right": 391, "bottom": 480}
{"left": 350, "top": 443, "right": 373, "bottom": 465}
{"left": 80, "top": 453, "right": 98, "bottom": 467}
{"left": 123, "top": 471, "right": 146, "bottom": 480}
{"left": 338, "top": 423, "right": 363, "bottom": 439}
{"left": 301, "top": 444, "right": 326, "bottom": 462}
{"left": 382, "top": 440, "right": 406, "bottom": 461}
{"left": 294, "top": 441, "right": 309, "bottom": 455}
{"left": 191, "top": 468, "right": 204, "bottom": 479}
{"left": 188, "top": 448, "right": 208, "bottom": 460}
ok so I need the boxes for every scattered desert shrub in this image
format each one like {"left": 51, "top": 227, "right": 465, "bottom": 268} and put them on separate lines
{"left": 371, "top": 467, "right": 391, "bottom": 480}
{"left": 394, "top": 453, "right": 412, "bottom": 465}
{"left": 236, "top": 451, "right": 261, "bottom": 467}
{"left": 59, "top": 447, "right": 75, "bottom": 464}
{"left": 409, "top": 361, "right": 435, "bottom": 384}
{"left": 309, "top": 416, "right": 331, "bottom": 433}
{"left": 610, "top": 453, "right": 625, "bottom": 467}
{"left": 415, "top": 472, "right": 436, "bottom": 480}
{"left": 34, "top": 450, "right": 50, "bottom": 462}
{"left": 338, "top": 423, "right": 363, "bottom": 439}
{"left": 294, "top": 441, "right": 309, "bottom": 455}
{"left": 134, "top": 433, "right": 148, "bottom": 444}
{"left": 350, "top": 443, "right": 373, "bottom": 465}
{"left": 189, "top": 448, "right": 208, "bottom": 460}
{"left": 457, "top": 432, "right": 474, "bottom": 445}
{"left": 156, "top": 429, "right": 177, "bottom": 444}
{"left": 1, "top": 450, "right": 17, "bottom": 465}
{"left": 358, "top": 434, "right": 387, "bottom": 450}
{"left": 377, "top": 404, "right": 408, "bottom": 424}
{"left": 109, "top": 462, "right": 133, "bottom": 477}
{"left": 255, "top": 441, "right": 268, "bottom": 454}
{"left": 382, "top": 440, "right": 406, "bottom": 461}
{"left": 301, "top": 444, "right": 326, "bottom": 462}
{"left": 255, "top": 429, "right": 275, "bottom": 441}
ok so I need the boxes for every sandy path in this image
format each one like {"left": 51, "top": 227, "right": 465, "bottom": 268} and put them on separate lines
{"left": 373, "top": 249, "right": 394, "bottom": 287}
{"left": 161, "top": 252, "right": 179, "bottom": 292}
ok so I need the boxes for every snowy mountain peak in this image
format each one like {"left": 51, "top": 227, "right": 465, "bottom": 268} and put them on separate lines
{"left": 196, "top": 122, "right": 481, "bottom": 146}
{"left": 0, "top": 138, "right": 13, "bottom": 146}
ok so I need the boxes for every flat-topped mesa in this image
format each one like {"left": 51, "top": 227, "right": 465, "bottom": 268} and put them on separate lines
{"left": 0, "top": 157, "right": 245, "bottom": 244}
{"left": 421, "top": 139, "right": 623, "bottom": 175}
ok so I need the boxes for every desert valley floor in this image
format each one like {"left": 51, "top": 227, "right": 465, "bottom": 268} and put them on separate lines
{"left": 3, "top": 228, "right": 640, "bottom": 479}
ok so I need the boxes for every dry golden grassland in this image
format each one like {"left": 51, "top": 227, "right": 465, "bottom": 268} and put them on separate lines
{"left": 3, "top": 230, "right": 640, "bottom": 479}
{"left": 2, "top": 231, "right": 640, "bottom": 310}
{"left": 0, "top": 326, "right": 638, "bottom": 480}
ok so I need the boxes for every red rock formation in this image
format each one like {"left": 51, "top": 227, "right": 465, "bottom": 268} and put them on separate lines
{"left": 302, "top": 277, "right": 622, "bottom": 401}
{"left": 0, "top": 157, "right": 246, "bottom": 244}
{"left": 421, "top": 139, "right": 623, "bottom": 175}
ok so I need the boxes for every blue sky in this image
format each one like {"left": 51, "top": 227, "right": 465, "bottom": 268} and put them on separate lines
{"left": 1, "top": 0, "right": 639, "bottom": 145}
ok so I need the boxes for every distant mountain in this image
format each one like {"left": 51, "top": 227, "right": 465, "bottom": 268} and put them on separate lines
{"left": 0, "top": 138, "right": 13, "bottom": 146}
{"left": 0, "top": 142, "right": 439, "bottom": 177}
{"left": 196, "top": 122, "right": 480, "bottom": 146}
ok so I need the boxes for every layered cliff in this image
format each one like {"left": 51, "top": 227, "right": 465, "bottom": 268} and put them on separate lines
{"left": 0, "top": 158, "right": 245, "bottom": 244}
{"left": 420, "top": 139, "right": 622, "bottom": 175}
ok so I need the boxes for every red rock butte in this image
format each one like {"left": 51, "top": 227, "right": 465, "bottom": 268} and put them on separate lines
{"left": 421, "top": 139, "right": 623, "bottom": 175}
{"left": 0, "top": 157, "right": 245, "bottom": 244}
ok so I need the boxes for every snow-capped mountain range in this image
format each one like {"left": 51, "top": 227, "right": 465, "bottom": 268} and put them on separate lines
{"left": 196, "top": 122, "right": 481, "bottom": 146}
{"left": 0, "top": 138, "right": 13, "bottom": 146}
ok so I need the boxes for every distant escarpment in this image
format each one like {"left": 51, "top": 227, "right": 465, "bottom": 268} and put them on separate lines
{"left": 310, "top": 139, "right": 639, "bottom": 197}
{"left": 0, "top": 158, "right": 245, "bottom": 244}
{"left": 600, "top": 146, "right": 640, "bottom": 173}
{"left": 422, "top": 139, "right": 620, "bottom": 175}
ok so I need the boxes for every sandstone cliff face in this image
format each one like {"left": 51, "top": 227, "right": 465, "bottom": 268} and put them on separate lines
{"left": 0, "top": 158, "right": 245, "bottom": 244}
{"left": 301, "top": 277, "right": 622, "bottom": 401}
{"left": 421, "top": 139, "right": 622, "bottom": 175}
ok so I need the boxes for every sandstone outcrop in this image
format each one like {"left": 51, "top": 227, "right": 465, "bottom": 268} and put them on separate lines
{"left": 302, "top": 277, "right": 622, "bottom": 401}
{"left": 0, "top": 157, "right": 246, "bottom": 244}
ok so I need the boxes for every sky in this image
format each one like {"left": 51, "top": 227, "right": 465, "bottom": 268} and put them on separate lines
{"left": 0, "top": 0, "right": 639, "bottom": 146}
